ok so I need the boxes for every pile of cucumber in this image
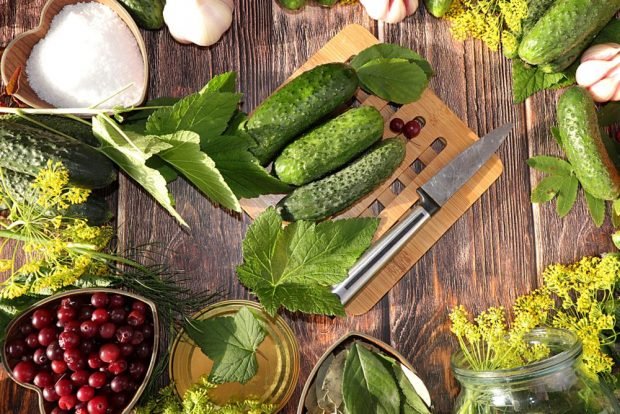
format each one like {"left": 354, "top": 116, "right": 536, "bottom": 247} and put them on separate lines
{"left": 0, "top": 116, "right": 117, "bottom": 225}
{"left": 517, "top": 0, "right": 620, "bottom": 73}
{"left": 243, "top": 63, "right": 407, "bottom": 221}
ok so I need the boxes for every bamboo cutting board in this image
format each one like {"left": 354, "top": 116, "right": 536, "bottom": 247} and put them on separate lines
{"left": 240, "top": 24, "right": 504, "bottom": 315}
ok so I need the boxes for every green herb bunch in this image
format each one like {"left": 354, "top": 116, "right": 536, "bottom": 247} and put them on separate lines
{"left": 135, "top": 376, "right": 275, "bottom": 414}
{"left": 0, "top": 161, "right": 113, "bottom": 298}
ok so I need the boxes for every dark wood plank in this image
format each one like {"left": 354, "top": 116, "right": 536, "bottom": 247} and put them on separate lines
{"left": 382, "top": 9, "right": 539, "bottom": 412}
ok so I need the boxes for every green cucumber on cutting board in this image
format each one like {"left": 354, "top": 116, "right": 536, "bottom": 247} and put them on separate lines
{"left": 277, "top": 137, "right": 407, "bottom": 221}
{"left": 245, "top": 62, "right": 359, "bottom": 165}
{"left": 557, "top": 86, "right": 620, "bottom": 200}
{"left": 0, "top": 121, "right": 117, "bottom": 189}
{"left": 274, "top": 106, "right": 384, "bottom": 186}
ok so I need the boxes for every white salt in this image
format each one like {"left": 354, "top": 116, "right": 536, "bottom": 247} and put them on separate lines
{"left": 26, "top": 2, "right": 145, "bottom": 108}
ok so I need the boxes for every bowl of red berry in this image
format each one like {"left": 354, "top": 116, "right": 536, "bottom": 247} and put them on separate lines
{"left": 1, "top": 288, "right": 159, "bottom": 414}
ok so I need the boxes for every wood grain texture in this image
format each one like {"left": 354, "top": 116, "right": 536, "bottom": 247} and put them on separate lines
{"left": 1, "top": 1, "right": 617, "bottom": 413}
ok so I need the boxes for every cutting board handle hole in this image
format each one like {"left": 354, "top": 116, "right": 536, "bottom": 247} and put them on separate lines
{"left": 431, "top": 137, "right": 447, "bottom": 153}
{"left": 411, "top": 159, "right": 426, "bottom": 174}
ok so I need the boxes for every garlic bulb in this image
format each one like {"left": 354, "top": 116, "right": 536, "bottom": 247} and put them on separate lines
{"left": 163, "top": 0, "right": 234, "bottom": 47}
{"left": 576, "top": 43, "right": 620, "bottom": 102}
{"left": 359, "top": 0, "right": 419, "bottom": 23}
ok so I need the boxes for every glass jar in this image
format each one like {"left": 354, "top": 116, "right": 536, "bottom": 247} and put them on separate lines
{"left": 451, "top": 328, "right": 620, "bottom": 414}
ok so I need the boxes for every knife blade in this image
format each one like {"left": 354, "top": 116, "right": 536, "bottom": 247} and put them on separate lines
{"left": 332, "top": 123, "right": 512, "bottom": 305}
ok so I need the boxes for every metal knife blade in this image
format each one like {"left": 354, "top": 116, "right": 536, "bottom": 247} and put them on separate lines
{"left": 332, "top": 123, "right": 512, "bottom": 305}
{"left": 421, "top": 122, "right": 513, "bottom": 206}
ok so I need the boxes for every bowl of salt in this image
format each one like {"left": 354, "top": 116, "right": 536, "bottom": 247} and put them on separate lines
{"left": 1, "top": 0, "right": 148, "bottom": 112}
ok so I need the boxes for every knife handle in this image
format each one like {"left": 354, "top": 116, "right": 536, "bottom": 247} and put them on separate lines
{"left": 332, "top": 200, "right": 434, "bottom": 306}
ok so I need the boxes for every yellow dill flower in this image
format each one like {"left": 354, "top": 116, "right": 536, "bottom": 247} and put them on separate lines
{"left": 63, "top": 187, "right": 90, "bottom": 205}
{"left": 17, "top": 261, "right": 42, "bottom": 275}
{"left": 445, "top": 0, "right": 528, "bottom": 52}
{"left": 0, "top": 259, "right": 13, "bottom": 272}
{"left": 1, "top": 282, "right": 29, "bottom": 299}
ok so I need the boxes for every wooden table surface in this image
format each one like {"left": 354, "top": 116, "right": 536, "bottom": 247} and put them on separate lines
{"left": 1, "top": 1, "right": 617, "bottom": 413}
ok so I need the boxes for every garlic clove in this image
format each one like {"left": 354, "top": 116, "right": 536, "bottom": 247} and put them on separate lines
{"left": 589, "top": 78, "right": 619, "bottom": 103}
{"left": 164, "top": 0, "right": 233, "bottom": 47}
{"left": 576, "top": 59, "right": 620, "bottom": 87}
{"left": 359, "top": 0, "right": 390, "bottom": 21}
{"left": 384, "top": 0, "right": 408, "bottom": 23}
{"left": 405, "top": 0, "right": 419, "bottom": 14}
{"left": 581, "top": 42, "right": 620, "bottom": 63}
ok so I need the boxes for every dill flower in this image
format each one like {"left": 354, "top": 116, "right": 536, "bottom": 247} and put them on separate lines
{"left": 0, "top": 163, "right": 112, "bottom": 299}
{"left": 445, "top": 0, "right": 528, "bottom": 52}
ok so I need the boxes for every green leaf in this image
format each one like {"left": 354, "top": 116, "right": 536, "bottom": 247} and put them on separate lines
{"left": 201, "top": 135, "right": 291, "bottom": 199}
{"left": 551, "top": 126, "right": 563, "bottom": 148}
{"left": 145, "top": 91, "right": 241, "bottom": 146}
{"left": 613, "top": 208, "right": 620, "bottom": 228}
{"left": 200, "top": 72, "right": 237, "bottom": 94}
{"left": 356, "top": 58, "right": 429, "bottom": 104}
{"left": 592, "top": 19, "right": 620, "bottom": 45}
{"left": 512, "top": 59, "right": 574, "bottom": 104}
{"left": 599, "top": 102, "right": 620, "bottom": 127}
{"left": 185, "top": 306, "right": 266, "bottom": 384}
{"left": 236, "top": 208, "right": 379, "bottom": 316}
{"left": 584, "top": 191, "right": 606, "bottom": 227}
{"left": 531, "top": 176, "right": 565, "bottom": 203}
{"left": 613, "top": 231, "right": 620, "bottom": 250}
{"left": 156, "top": 131, "right": 241, "bottom": 212}
{"left": 351, "top": 44, "right": 433, "bottom": 78}
{"left": 342, "top": 343, "right": 401, "bottom": 414}
{"left": 613, "top": 199, "right": 620, "bottom": 216}
{"left": 526, "top": 156, "right": 573, "bottom": 176}
{"left": 556, "top": 176, "right": 579, "bottom": 217}
{"left": 145, "top": 156, "right": 178, "bottom": 183}
{"left": 392, "top": 364, "right": 431, "bottom": 414}
{"left": 92, "top": 115, "right": 188, "bottom": 227}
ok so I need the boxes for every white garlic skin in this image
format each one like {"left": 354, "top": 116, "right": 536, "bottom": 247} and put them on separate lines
{"left": 163, "top": 0, "right": 234, "bottom": 47}
{"left": 576, "top": 43, "right": 620, "bottom": 103}
{"left": 359, "top": 0, "right": 419, "bottom": 23}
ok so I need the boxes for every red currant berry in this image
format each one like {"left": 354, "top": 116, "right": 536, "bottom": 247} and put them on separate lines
{"left": 120, "top": 343, "right": 134, "bottom": 357}
{"left": 13, "top": 361, "right": 36, "bottom": 383}
{"left": 115, "top": 326, "right": 133, "bottom": 344}
{"left": 389, "top": 118, "right": 405, "bottom": 133}
{"left": 108, "top": 359, "right": 127, "bottom": 375}
{"left": 127, "top": 310, "right": 145, "bottom": 327}
{"left": 59, "top": 331, "right": 80, "bottom": 350}
{"left": 33, "top": 348, "right": 49, "bottom": 365}
{"left": 25, "top": 333, "right": 39, "bottom": 348}
{"left": 46, "top": 341, "right": 64, "bottom": 361}
{"left": 109, "top": 308, "right": 126, "bottom": 324}
{"left": 77, "top": 385, "right": 95, "bottom": 402}
{"left": 91, "top": 308, "right": 109, "bottom": 324}
{"left": 109, "top": 294, "right": 125, "bottom": 308}
{"left": 54, "top": 378, "right": 73, "bottom": 397}
{"left": 71, "top": 370, "right": 90, "bottom": 386}
{"left": 57, "top": 306, "right": 77, "bottom": 324}
{"left": 63, "top": 348, "right": 82, "bottom": 365}
{"left": 128, "top": 361, "right": 146, "bottom": 379}
{"left": 38, "top": 327, "right": 58, "bottom": 347}
{"left": 51, "top": 360, "right": 68, "bottom": 374}
{"left": 136, "top": 342, "right": 151, "bottom": 359}
{"left": 88, "top": 353, "right": 104, "bottom": 369}
{"left": 99, "top": 322, "right": 116, "bottom": 339}
{"left": 87, "top": 395, "right": 109, "bottom": 414}
{"left": 33, "top": 370, "right": 54, "bottom": 388}
{"left": 58, "top": 394, "right": 78, "bottom": 410}
{"left": 43, "top": 386, "right": 60, "bottom": 402}
{"left": 88, "top": 371, "right": 107, "bottom": 389}
{"left": 131, "top": 301, "right": 147, "bottom": 313}
{"left": 63, "top": 320, "right": 81, "bottom": 333}
{"left": 110, "top": 375, "right": 129, "bottom": 393}
{"left": 78, "top": 306, "right": 94, "bottom": 321}
{"left": 32, "top": 309, "right": 54, "bottom": 329}
{"left": 90, "top": 293, "right": 109, "bottom": 308}
{"left": 6, "top": 339, "right": 27, "bottom": 358}
{"left": 403, "top": 119, "right": 421, "bottom": 139}
{"left": 99, "top": 343, "right": 120, "bottom": 363}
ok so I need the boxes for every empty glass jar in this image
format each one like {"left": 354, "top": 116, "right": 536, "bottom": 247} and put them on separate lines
{"left": 451, "top": 328, "right": 620, "bottom": 413}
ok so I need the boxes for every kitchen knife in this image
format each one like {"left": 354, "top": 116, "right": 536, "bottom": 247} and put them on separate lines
{"left": 332, "top": 123, "right": 512, "bottom": 305}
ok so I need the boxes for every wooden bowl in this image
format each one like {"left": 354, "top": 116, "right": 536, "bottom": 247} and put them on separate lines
{"left": 0, "top": 0, "right": 148, "bottom": 109}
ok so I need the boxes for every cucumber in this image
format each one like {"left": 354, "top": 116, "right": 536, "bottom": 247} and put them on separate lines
{"left": 0, "top": 114, "right": 98, "bottom": 146}
{"left": 518, "top": 0, "right": 620, "bottom": 68}
{"left": 274, "top": 106, "right": 384, "bottom": 186}
{"left": 279, "top": 0, "right": 306, "bottom": 10}
{"left": 538, "top": 36, "right": 589, "bottom": 73}
{"left": 0, "top": 170, "right": 113, "bottom": 225}
{"left": 424, "top": 0, "right": 454, "bottom": 18}
{"left": 118, "top": 0, "right": 164, "bottom": 30}
{"left": 0, "top": 121, "right": 117, "bottom": 189}
{"left": 277, "top": 137, "right": 406, "bottom": 221}
{"left": 522, "top": 0, "right": 557, "bottom": 34}
{"left": 246, "top": 63, "right": 359, "bottom": 165}
{"left": 558, "top": 87, "right": 620, "bottom": 200}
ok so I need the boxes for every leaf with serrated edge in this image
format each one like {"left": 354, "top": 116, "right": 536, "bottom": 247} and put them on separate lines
{"left": 342, "top": 343, "right": 400, "bottom": 414}
{"left": 145, "top": 91, "right": 241, "bottom": 145}
{"left": 200, "top": 72, "right": 237, "bottom": 94}
{"left": 512, "top": 60, "right": 573, "bottom": 104}
{"left": 185, "top": 306, "right": 266, "bottom": 384}
{"left": 585, "top": 191, "right": 606, "bottom": 227}
{"left": 531, "top": 176, "right": 565, "bottom": 203}
{"left": 236, "top": 208, "right": 379, "bottom": 316}
{"left": 157, "top": 131, "right": 240, "bottom": 212}
{"left": 526, "top": 156, "right": 572, "bottom": 176}
{"left": 92, "top": 115, "right": 188, "bottom": 227}
{"left": 556, "top": 176, "right": 579, "bottom": 217}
